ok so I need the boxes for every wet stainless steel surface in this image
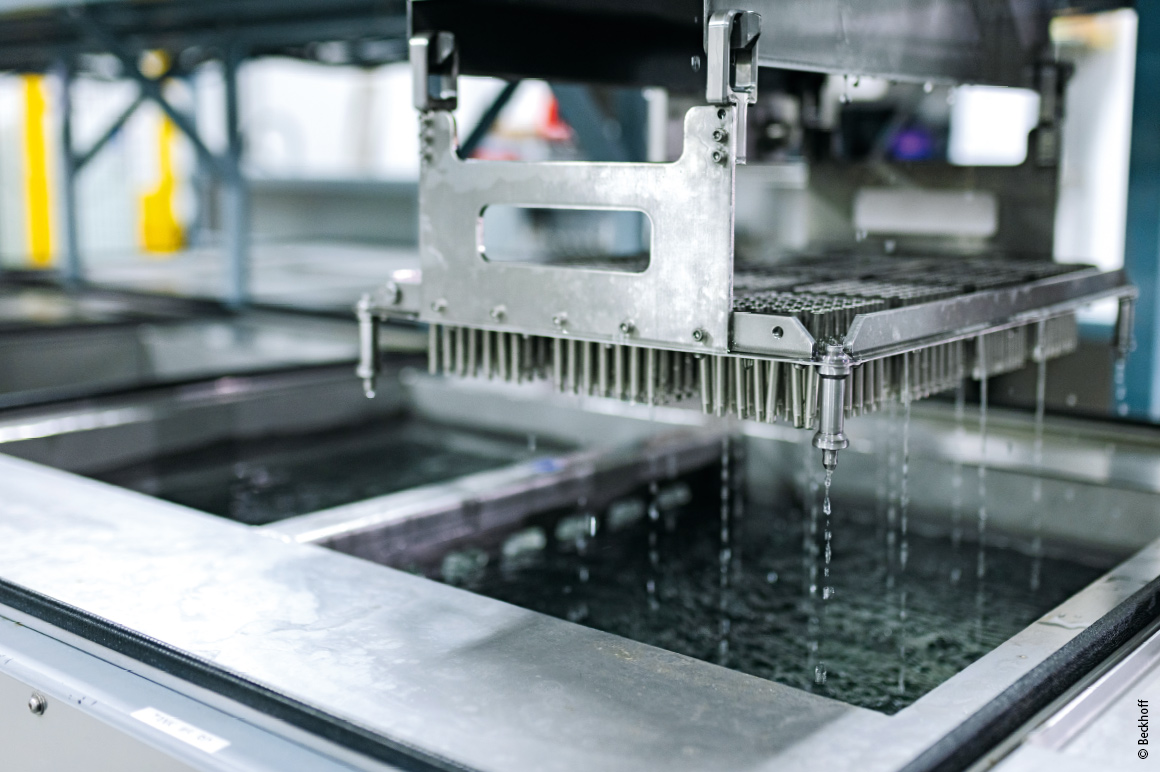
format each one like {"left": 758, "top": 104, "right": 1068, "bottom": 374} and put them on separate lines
{"left": 0, "top": 453, "right": 862, "bottom": 772}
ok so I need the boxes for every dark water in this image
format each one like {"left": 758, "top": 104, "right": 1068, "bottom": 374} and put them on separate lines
{"left": 94, "top": 417, "right": 563, "bottom": 525}
{"left": 437, "top": 469, "right": 1109, "bottom": 714}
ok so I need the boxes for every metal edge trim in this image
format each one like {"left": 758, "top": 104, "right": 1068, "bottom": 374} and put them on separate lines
{"left": 897, "top": 571, "right": 1160, "bottom": 772}
{"left": 0, "top": 577, "right": 475, "bottom": 772}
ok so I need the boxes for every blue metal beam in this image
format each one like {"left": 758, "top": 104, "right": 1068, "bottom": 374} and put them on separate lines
{"left": 1123, "top": 7, "right": 1160, "bottom": 418}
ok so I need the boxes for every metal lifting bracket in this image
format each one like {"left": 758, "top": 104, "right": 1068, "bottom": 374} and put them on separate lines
{"left": 706, "top": 10, "right": 760, "bottom": 164}
{"left": 406, "top": 16, "right": 760, "bottom": 340}
{"left": 357, "top": 11, "right": 762, "bottom": 398}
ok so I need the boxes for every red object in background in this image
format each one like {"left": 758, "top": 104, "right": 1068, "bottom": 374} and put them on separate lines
{"left": 542, "top": 95, "right": 572, "bottom": 141}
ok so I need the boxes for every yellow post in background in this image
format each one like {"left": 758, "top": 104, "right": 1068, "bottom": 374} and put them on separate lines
{"left": 22, "top": 74, "right": 53, "bottom": 267}
{"left": 139, "top": 114, "right": 184, "bottom": 254}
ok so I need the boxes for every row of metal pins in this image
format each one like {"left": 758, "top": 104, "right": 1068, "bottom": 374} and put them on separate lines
{"left": 1034, "top": 313, "right": 1080, "bottom": 362}
{"left": 576, "top": 343, "right": 701, "bottom": 403}
{"left": 971, "top": 327, "right": 1027, "bottom": 379}
{"left": 428, "top": 315, "right": 1076, "bottom": 424}
{"left": 697, "top": 356, "right": 821, "bottom": 428}
{"left": 431, "top": 326, "right": 553, "bottom": 384}
{"left": 429, "top": 326, "right": 705, "bottom": 404}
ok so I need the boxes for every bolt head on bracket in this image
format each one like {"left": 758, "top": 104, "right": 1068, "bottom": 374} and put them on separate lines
{"left": 28, "top": 693, "right": 47, "bottom": 716}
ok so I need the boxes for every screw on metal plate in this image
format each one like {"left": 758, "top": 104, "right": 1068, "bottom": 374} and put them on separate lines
{"left": 712, "top": 129, "right": 728, "bottom": 143}
{"left": 28, "top": 693, "right": 47, "bottom": 716}
{"left": 431, "top": 298, "right": 448, "bottom": 313}
{"left": 717, "top": 108, "right": 727, "bottom": 120}
{"left": 771, "top": 326, "right": 784, "bottom": 339}
{"left": 490, "top": 305, "right": 507, "bottom": 321}
{"left": 619, "top": 320, "right": 635, "bottom": 335}
{"left": 552, "top": 313, "right": 567, "bottom": 328}
{"left": 711, "top": 150, "right": 727, "bottom": 164}
{"left": 692, "top": 328, "right": 706, "bottom": 342}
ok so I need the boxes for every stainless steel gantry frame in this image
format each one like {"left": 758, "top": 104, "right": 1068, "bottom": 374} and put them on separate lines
{"left": 358, "top": 6, "right": 1138, "bottom": 473}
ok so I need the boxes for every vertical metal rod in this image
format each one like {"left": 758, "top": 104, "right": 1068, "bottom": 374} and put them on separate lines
{"left": 713, "top": 356, "right": 727, "bottom": 417}
{"left": 223, "top": 43, "right": 249, "bottom": 310}
{"left": 806, "top": 365, "right": 819, "bottom": 425}
{"left": 753, "top": 359, "right": 765, "bottom": 422}
{"left": 733, "top": 358, "right": 746, "bottom": 419}
{"left": 553, "top": 338, "right": 565, "bottom": 390}
{"left": 355, "top": 296, "right": 379, "bottom": 397}
{"left": 813, "top": 344, "right": 852, "bottom": 472}
{"left": 442, "top": 326, "right": 454, "bottom": 374}
{"left": 698, "top": 356, "right": 712, "bottom": 414}
{"left": 455, "top": 327, "right": 466, "bottom": 376}
{"left": 1115, "top": 296, "right": 1136, "bottom": 360}
{"left": 791, "top": 365, "right": 804, "bottom": 427}
{"left": 628, "top": 347, "right": 641, "bottom": 403}
{"left": 482, "top": 330, "right": 492, "bottom": 378}
{"left": 645, "top": 348, "right": 657, "bottom": 405}
{"left": 598, "top": 344, "right": 610, "bottom": 397}
{"left": 466, "top": 328, "right": 477, "bottom": 377}
{"left": 766, "top": 361, "right": 781, "bottom": 422}
{"left": 582, "top": 341, "right": 593, "bottom": 395}
{"left": 56, "top": 56, "right": 82, "bottom": 286}
{"left": 497, "top": 331, "right": 509, "bottom": 381}
{"left": 428, "top": 324, "right": 439, "bottom": 375}
{"left": 855, "top": 363, "right": 865, "bottom": 414}
{"left": 849, "top": 359, "right": 858, "bottom": 414}
{"left": 614, "top": 345, "right": 625, "bottom": 398}
{"left": 663, "top": 347, "right": 672, "bottom": 396}
{"left": 512, "top": 334, "right": 523, "bottom": 382}
{"left": 569, "top": 339, "right": 580, "bottom": 394}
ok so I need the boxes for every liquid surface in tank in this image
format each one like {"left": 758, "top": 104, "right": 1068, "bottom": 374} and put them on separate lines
{"left": 93, "top": 417, "right": 565, "bottom": 525}
{"left": 430, "top": 466, "right": 1111, "bottom": 714}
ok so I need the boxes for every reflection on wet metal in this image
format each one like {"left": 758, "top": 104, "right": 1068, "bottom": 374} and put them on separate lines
{"left": 430, "top": 462, "right": 1108, "bottom": 714}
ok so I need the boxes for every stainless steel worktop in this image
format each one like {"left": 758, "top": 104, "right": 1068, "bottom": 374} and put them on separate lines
{"left": 0, "top": 453, "right": 862, "bottom": 772}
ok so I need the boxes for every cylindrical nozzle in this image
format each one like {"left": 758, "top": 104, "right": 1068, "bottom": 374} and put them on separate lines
{"left": 812, "top": 344, "right": 852, "bottom": 473}
{"left": 355, "top": 294, "right": 380, "bottom": 398}
{"left": 1115, "top": 296, "right": 1136, "bottom": 361}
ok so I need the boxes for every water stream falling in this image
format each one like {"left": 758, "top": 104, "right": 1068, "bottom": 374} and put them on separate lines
{"left": 900, "top": 353, "right": 912, "bottom": 571}
{"left": 816, "top": 462, "right": 835, "bottom": 686}
{"left": 647, "top": 480, "right": 661, "bottom": 611}
{"left": 976, "top": 335, "right": 990, "bottom": 639}
{"left": 1030, "top": 322, "right": 1048, "bottom": 593}
{"left": 950, "top": 377, "right": 966, "bottom": 583}
{"left": 718, "top": 436, "right": 733, "bottom": 665}
{"left": 568, "top": 494, "right": 594, "bottom": 623}
{"left": 885, "top": 398, "right": 900, "bottom": 592}
{"left": 1114, "top": 358, "right": 1129, "bottom": 417}
{"left": 802, "top": 432, "right": 823, "bottom": 685}
{"left": 897, "top": 352, "right": 913, "bottom": 694}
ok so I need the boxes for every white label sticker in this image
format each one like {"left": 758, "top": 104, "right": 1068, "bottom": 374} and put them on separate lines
{"left": 131, "top": 707, "right": 231, "bottom": 754}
